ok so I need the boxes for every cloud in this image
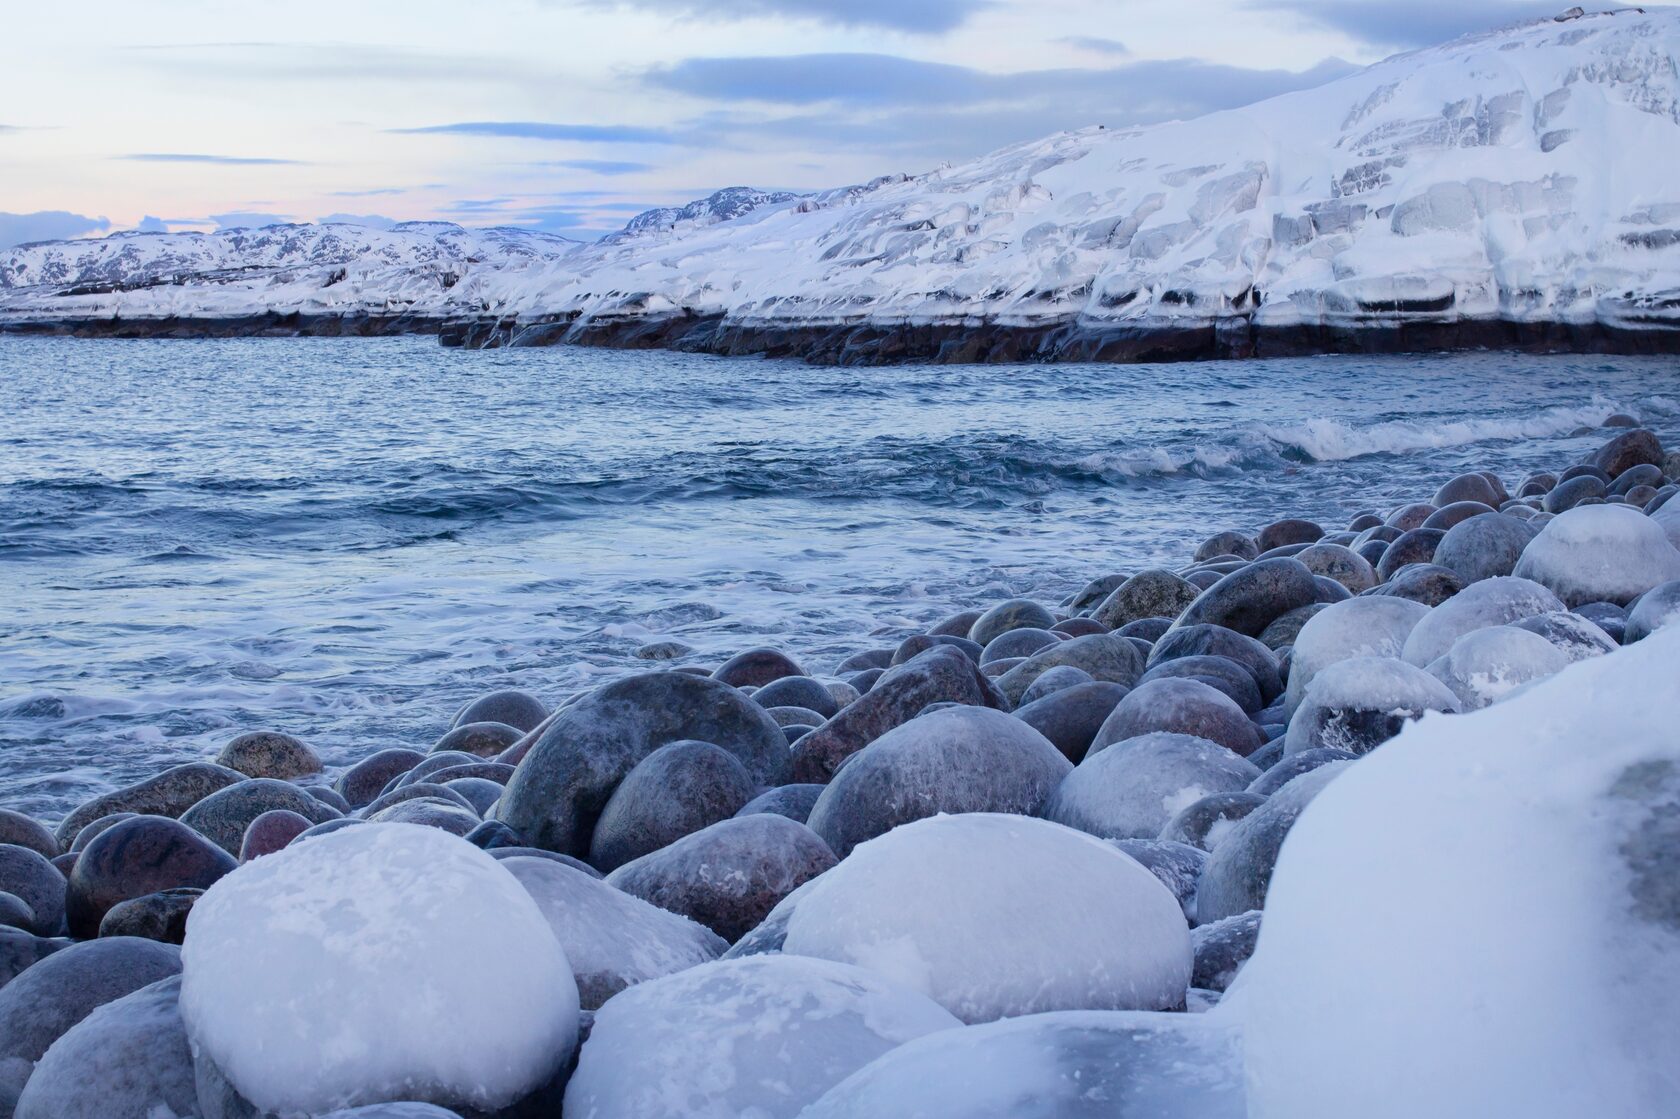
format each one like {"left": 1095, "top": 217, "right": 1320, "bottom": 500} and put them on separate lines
{"left": 330, "top": 188, "right": 407, "bottom": 197}
{"left": 1247, "top": 0, "right": 1567, "bottom": 50}
{"left": 318, "top": 213, "right": 399, "bottom": 229}
{"left": 395, "top": 121, "right": 677, "bottom": 144}
{"left": 121, "top": 153, "right": 306, "bottom": 165}
{"left": 134, "top": 216, "right": 170, "bottom": 233}
{"left": 0, "top": 211, "right": 112, "bottom": 249}
{"left": 1058, "top": 36, "right": 1130, "bottom": 55}
{"left": 582, "top": 0, "right": 987, "bottom": 33}
{"left": 210, "top": 211, "right": 292, "bottom": 230}
{"left": 542, "top": 159, "right": 657, "bottom": 175}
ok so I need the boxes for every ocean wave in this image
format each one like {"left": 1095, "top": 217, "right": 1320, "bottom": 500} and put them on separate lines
{"left": 1258, "top": 400, "right": 1630, "bottom": 462}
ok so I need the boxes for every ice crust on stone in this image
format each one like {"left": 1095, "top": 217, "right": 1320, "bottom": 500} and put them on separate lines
{"left": 1234, "top": 627, "right": 1680, "bottom": 1119}
{"left": 179, "top": 822, "right": 578, "bottom": 1117}
{"left": 500, "top": 855, "right": 726, "bottom": 1010}
{"left": 562, "top": 954, "right": 959, "bottom": 1119}
{"left": 1401, "top": 576, "right": 1565, "bottom": 665}
{"left": 1512, "top": 504, "right": 1680, "bottom": 608}
{"left": 1044, "top": 731, "right": 1261, "bottom": 840}
{"left": 1424, "top": 624, "right": 1571, "bottom": 711}
{"left": 781, "top": 813, "right": 1191, "bottom": 1023}
{"left": 799, "top": 1010, "right": 1245, "bottom": 1119}
{"left": 1284, "top": 656, "right": 1460, "bottom": 756}
{"left": 1284, "top": 597, "right": 1431, "bottom": 715}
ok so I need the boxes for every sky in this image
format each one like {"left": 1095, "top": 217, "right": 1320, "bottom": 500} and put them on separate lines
{"left": 0, "top": 0, "right": 1623, "bottom": 245}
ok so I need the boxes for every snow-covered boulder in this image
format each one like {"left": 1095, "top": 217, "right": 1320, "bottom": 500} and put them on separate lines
{"left": 781, "top": 813, "right": 1191, "bottom": 1022}
{"left": 1625, "top": 580, "right": 1680, "bottom": 643}
{"left": 1196, "top": 761, "right": 1352, "bottom": 924}
{"left": 1401, "top": 577, "right": 1565, "bottom": 666}
{"left": 1424, "top": 625, "right": 1570, "bottom": 711}
{"left": 500, "top": 855, "right": 725, "bottom": 1009}
{"left": 799, "top": 1010, "right": 1245, "bottom": 1119}
{"left": 1284, "top": 597, "right": 1431, "bottom": 715}
{"left": 562, "top": 955, "right": 959, "bottom": 1119}
{"left": 1512, "top": 505, "right": 1680, "bottom": 607}
{"left": 180, "top": 823, "right": 578, "bottom": 1117}
{"left": 1509, "top": 611, "right": 1619, "bottom": 662}
{"left": 1236, "top": 628, "right": 1680, "bottom": 1118}
{"left": 1043, "top": 732, "right": 1260, "bottom": 840}
{"left": 1284, "top": 656, "right": 1459, "bottom": 756}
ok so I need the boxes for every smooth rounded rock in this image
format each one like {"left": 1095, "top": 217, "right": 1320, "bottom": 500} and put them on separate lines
{"left": 66, "top": 816, "right": 236, "bottom": 938}
{"left": 96, "top": 888, "right": 201, "bottom": 944}
{"left": 179, "top": 779, "right": 341, "bottom": 856}
{"left": 1402, "top": 576, "right": 1566, "bottom": 665}
{"left": 1092, "top": 569, "right": 1201, "bottom": 631}
{"left": 1285, "top": 656, "right": 1460, "bottom": 756}
{"left": 214, "top": 732, "right": 321, "bottom": 781}
{"left": 751, "top": 675, "right": 841, "bottom": 719}
{"left": 734, "top": 784, "right": 824, "bottom": 824}
{"left": 1284, "top": 596, "right": 1431, "bottom": 715}
{"left": 1589, "top": 427, "right": 1664, "bottom": 477}
{"left": 1197, "top": 761, "right": 1351, "bottom": 922}
{"left": 54, "top": 764, "right": 246, "bottom": 849}
{"left": 1296, "top": 543, "right": 1377, "bottom": 594}
{"left": 1421, "top": 501, "right": 1495, "bottom": 531}
{"left": 1424, "top": 625, "right": 1570, "bottom": 711}
{"left": 430, "top": 721, "right": 523, "bottom": 758}
{"left": 968, "top": 599, "right": 1057, "bottom": 647}
{"left": 238, "top": 809, "right": 314, "bottom": 861}
{"left": 1158, "top": 791, "right": 1269, "bottom": 851}
{"left": 712, "top": 648, "right": 804, "bottom": 689}
{"left": 1543, "top": 474, "right": 1607, "bottom": 513}
{"left": 1147, "top": 625, "right": 1282, "bottom": 704}
{"left": 335, "top": 749, "right": 426, "bottom": 810}
{"left": 1376, "top": 562, "right": 1464, "bottom": 606}
{"left": 1375, "top": 528, "right": 1445, "bottom": 580}
{"left": 605, "top": 814, "right": 836, "bottom": 943}
{"left": 0, "top": 844, "right": 65, "bottom": 938}
{"left": 783, "top": 814, "right": 1192, "bottom": 1022}
{"left": 1137, "top": 655, "right": 1262, "bottom": 714}
{"left": 500, "top": 671, "right": 789, "bottom": 856}
{"left": 1169, "top": 558, "right": 1320, "bottom": 640}
{"left": 1016, "top": 664, "right": 1095, "bottom": 705}
{"left": 0, "top": 812, "right": 58, "bottom": 861}
{"left": 1625, "top": 580, "right": 1680, "bottom": 643}
{"left": 1195, "top": 531, "right": 1259, "bottom": 562}
{"left": 1433, "top": 472, "right": 1503, "bottom": 509}
{"left": 1509, "top": 610, "right": 1619, "bottom": 662}
{"left": 992, "top": 633, "right": 1145, "bottom": 708}
{"left": 1191, "top": 911, "right": 1262, "bottom": 992}
{"left": 1092, "top": 678, "right": 1262, "bottom": 758}
{"left": 1257, "top": 519, "right": 1322, "bottom": 552}
{"left": 0, "top": 936, "right": 181, "bottom": 1067}
{"left": 1513, "top": 504, "right": 1680, "bottom": 607}
{"left": 1044, "top": 732, "right": 1259, "bottom": 841}
{"left": 806, "top": 706, "right": 1071, "bottom": 858}
{"left": 452, "top": 689, "right": 548, "bottom": 733}
{"left": 979, "top": 626, "right": 1059, "bottom": 665}
{"left": 1011, "top": 681, "right": 1131, "bottom": 764}
{"left": 587, "top": 740, "right": 758, "bottom": 873}
{"left": 1433, "top": 512, "right": 1538, "bottom": 584}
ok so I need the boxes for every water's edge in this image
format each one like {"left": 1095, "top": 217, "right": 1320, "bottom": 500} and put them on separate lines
{"left": 5, "top": 311, "right": 1680, "bottom": 365}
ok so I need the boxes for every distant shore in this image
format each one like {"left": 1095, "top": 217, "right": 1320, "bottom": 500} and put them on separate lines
{"left": 5, "top": 311, "right": 1680, "bottom": 365}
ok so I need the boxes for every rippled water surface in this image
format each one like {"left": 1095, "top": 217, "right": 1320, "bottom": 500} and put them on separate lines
{"left": 2, "top": 336, "right": 1674, "bottom": 819}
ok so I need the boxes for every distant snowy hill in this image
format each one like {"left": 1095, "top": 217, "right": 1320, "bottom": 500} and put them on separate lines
{"left": 0, "top": 222, "right": 581, "bottom": 324}
{"left": 5, "top": 7, "right": 1680, "bottom": 360}
{"left": 606, "top": 187, "right": 808, "bottom": 243}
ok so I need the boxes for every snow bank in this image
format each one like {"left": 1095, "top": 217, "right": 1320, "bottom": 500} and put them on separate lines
{"left": 1233, "top": 628, "right": 1680, "bottom": 1118}
{"left": 180, "top": 822, "right": 577, "bottom": 1116}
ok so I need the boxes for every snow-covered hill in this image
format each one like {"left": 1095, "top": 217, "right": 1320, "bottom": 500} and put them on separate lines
{"left": 0, "top": 222, "right": 580, "bottom": 325}
{"left": 606, "top": 187, "right": 808, "bottom": 244}
{"left": 5, "top": 7, "right": 1680, "bottom": 360}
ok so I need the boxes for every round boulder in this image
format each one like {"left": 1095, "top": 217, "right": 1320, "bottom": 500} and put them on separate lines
{"left": 452, "top": 689, "right": 548, "bottom": 733}
{"left": 1402, "top": 576, "right": 1566, "bottom": 666}
{"left": 178, "top": 779, "right": 342, "bottom": 856}
{"left": 1169, "top": 558, "right": 1320, "bottom": 640}
{"left": 1159, "top": 791, "right": 1269, "bottom": 851}
{"left": 67, "top": 816, "right": 236, "bottom": 939}
{"left": 213, "top": 731, "right": 320, "bottom": 780}
{"left": 0, "top": 844, "right": 65, "bottom": 937}
{"left": 1513, "top": 504, "right": 1680, "bottom": 607}
{"left": 1091, "top": 678, "right": 1262, "bottom": 758}
{"left": 430, "top": 721, "right": 523, "bottom": 758}
{"left": 1424, "top": 626, "right": 1570, "bottom": 710}
{"left": 587, "top": 740, "right": 758, "bottom": 872}
{"left": 1044, "top": 732, "right": 1260, "bottom": 840}
{"left": 1197, "top": 761, "right": 1351, "bottom": 923}
{"left": 968, "top": 600, "right": 1057, "bottom": 647}
{"left": 1285, "top": 656, "right": 1460, "bottom": 756}
{"left": 1433, "top": 512, "right": 1538, "bottom": 584}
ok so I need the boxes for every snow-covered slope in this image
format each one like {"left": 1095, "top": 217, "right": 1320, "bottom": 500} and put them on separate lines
{"left": 5, "top": 7, "right": 1680, "bottom": 360}
{"left": 0, "top": 222, "right": 581, "bottom": 324}
{"left": 605, "top": 187, "right": 808, "bottom": 244}
{"left": 463, "top": 6, "right": 1680, "bottom": 357}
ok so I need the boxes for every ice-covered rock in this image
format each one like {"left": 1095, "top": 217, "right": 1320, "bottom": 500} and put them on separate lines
{"left": 1424, "top": 625, "right": 1571, "bottom": 710}
{"left": 1510, "top": 610, "right": 1619, "bottom": 662}
{"left": 180, "top": 822, "right": 578, "bottom": 1117}
{"left": 1625, "top": 580, "right": 1680, "bottom": 643}
{"left": 1512, "top": 505, "right": 1680, "bottom": 607}
{"left": 500, "top": 855, "right": 726, "bottom": 1010}
{"left": 562, "top": 955, "right": 959, "bottom": 1119}
{"left": 1044, "top": 732, "right": 1260, "bottom": 840}
{"left": 782, "top": 813, "right": 1191, "bottom": 1022}
{"left": 1237, "top": 628, "right": 1680, "bottom": 1118}
{"left": 1285, "top": 656, "right": 1460, "bottom": 755}
{"left": 1284, "top": 596, "right": 1431, "bottom": 715}
{"left": 1401, "top": 576, "right": 1565, "bottom": 665}
{"left": 799, "top": 1010, "right": 1245, "bottom": 1119}
{"left": 1196, "top": 761, "right": 1352, "bottom": 923}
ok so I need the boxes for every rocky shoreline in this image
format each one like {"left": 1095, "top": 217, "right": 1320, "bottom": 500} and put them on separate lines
{"left": 6, "top": 310, "right": 1680, "bottom": 365}
{"left": 1, "top": 425, "right": 1678, "bottom": 1117}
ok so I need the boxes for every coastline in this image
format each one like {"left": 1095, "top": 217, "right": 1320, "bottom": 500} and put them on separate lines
{"left": 5, "top": 310, "right": 1680, "bottom": 364}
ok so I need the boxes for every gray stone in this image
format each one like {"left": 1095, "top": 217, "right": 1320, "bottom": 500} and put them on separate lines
{"left": 179, "top": 780, "right": 341, "bottom": 856}
{"left": 1138, "top": 655, "right": 1262, "bottom": 714}
{"left": 1159, "top": 792, "right": 1269, "bottom": 851}
{"left": 1169, "top": 558, "right": 1321, "bottom": 639}
{"left": 992, "top": 633, "right": 1145, "bottom": 708}
{"left": 361, "top": 782, "right": 476, "bottom": 819}
{"left": 1016, "top": 664, "right": 1095, "bottom": 706}
{"left": 214, "top": 732, "right": 321, "bottom": 781}
{"left": 396, "top": 751, "right": 482, "bottom": 787}
{"left": 431, "top": 721, "right": 524, "bottom": 758}
{"left": 0, "top": 813, "right": 57, "bottom": 861}
{"left": 979, "top": 627, "right": 1059, "bottom": 665}
{"left": 891, "top": 634, "right": 982, "bottom": 666}
{"left": 0, "top": 845, "right": 64, "bottom": 938}
{"left": 1092, "top": 569, "right": 1201, "bottom": 631}
{"left": 97, "top": 890, "right": 201, "bottom": 944}
{"left": 0, "top": 937, "right": 181, "bottom": 1067}
{"left": 1010, "top": 681, "right": 1131, "bottom": 764}
{"left": 1590, "top": 428, "right": 1664, "bottom": 477}
{"left": 806, "top": 706, "right": 1071, "bottom": 858}
{"left": 0, "top": 928, "right": 68, "bottom": 993}
{"left": 501, "top": 671, "right": 790, "bottom": 857}
{"left": 1256, "top": 604, "right": 1327, "bottom": 650}
{"left": 713, "top": 648, "right": 804, "bottom": 689}
{"left": 1375, "top": 528, "right": 1445, "bottom": 580}
{"left": 1433, "top": 512, "right": 1538, "bottom": 584}
{"left": 1433, "top": 473, "right": 1503, "bottom": 509}
{"left": 1198, "top": 762, "right": 1351, "bottom": 922}
{"left": 335, "top": 748, "right": 426, "bottom": 809}
{"left": 1248, "top": 747, "right": 1359, "bottom": 797}
{"left": 605, "top": 815, "right": 836, "bottom": 942}
{"left": 790, "top": 647, "right": 1006, "bottom": 784}
{"left": 752, "top": 676, "right": 841, "bottom": 719}
{"left": 1045, "top": 732, "right": 1259, "bottom": 841}
{"left": 441, "top": 778, "right": 504, "bottom": 817}
{"left": 588, "top": 740, "right": 759, "bottom": 873}
{"left": 1626, "top": 580, "right": 1680, "bottom": 643}
{"left": 735, "top": 785, "right": 825, "bottom": 824}
{"left": 1092, "top": 678, "right": 1262, "bottom": 758}
{"left": 364, "top": 799, "right": 481, "bottom": 836}
{"left": 54, "top": 764, "right": 246, "bottom": 849}
{"left": 1194, "top": 531, "right": 1259, "bottom": 562}
{"left": 1107, "top": 839, "right": 1207, "bottom": 921}
{"left": 968, "top": 599, "right": 1057, "bottom": 647}
{"left": 1191, "top": 911, "right": 1262, "bottom": 991}
{"left": 1375, "top": 563, "right": 1464, "bottom": 606}
{"left": 452, "top": 689, "right": 549, "bottom": 733}
{"left": 1256, "top": 519, "right": 1323, "bottom": 552}
{"left": 1543, "top": 474, "right": 1607, "bottom": 513}
{"left": 1296, "top": 544, "right": 1377, "bottom": 594}
{"left": 1385, "top": 503, "right": 1436, "bottom": 531}
{"left": 1147, "top": 625, "right": 1283, "bottom": 705}
{"left": 67, "top": 816, "right": 235, "bottom": 939}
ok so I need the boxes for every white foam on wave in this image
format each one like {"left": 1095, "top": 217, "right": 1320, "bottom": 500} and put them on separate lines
{"left": 1259, "top": 400, "right": 1630, "bottom": 463}
{"left": 1074, "top": 443, "right": 1249, "bottom": 478}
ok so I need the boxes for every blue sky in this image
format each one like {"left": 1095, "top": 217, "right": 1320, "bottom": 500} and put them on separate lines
{"left": 0, "top": 0, "right": 1622, "bottom": 245}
